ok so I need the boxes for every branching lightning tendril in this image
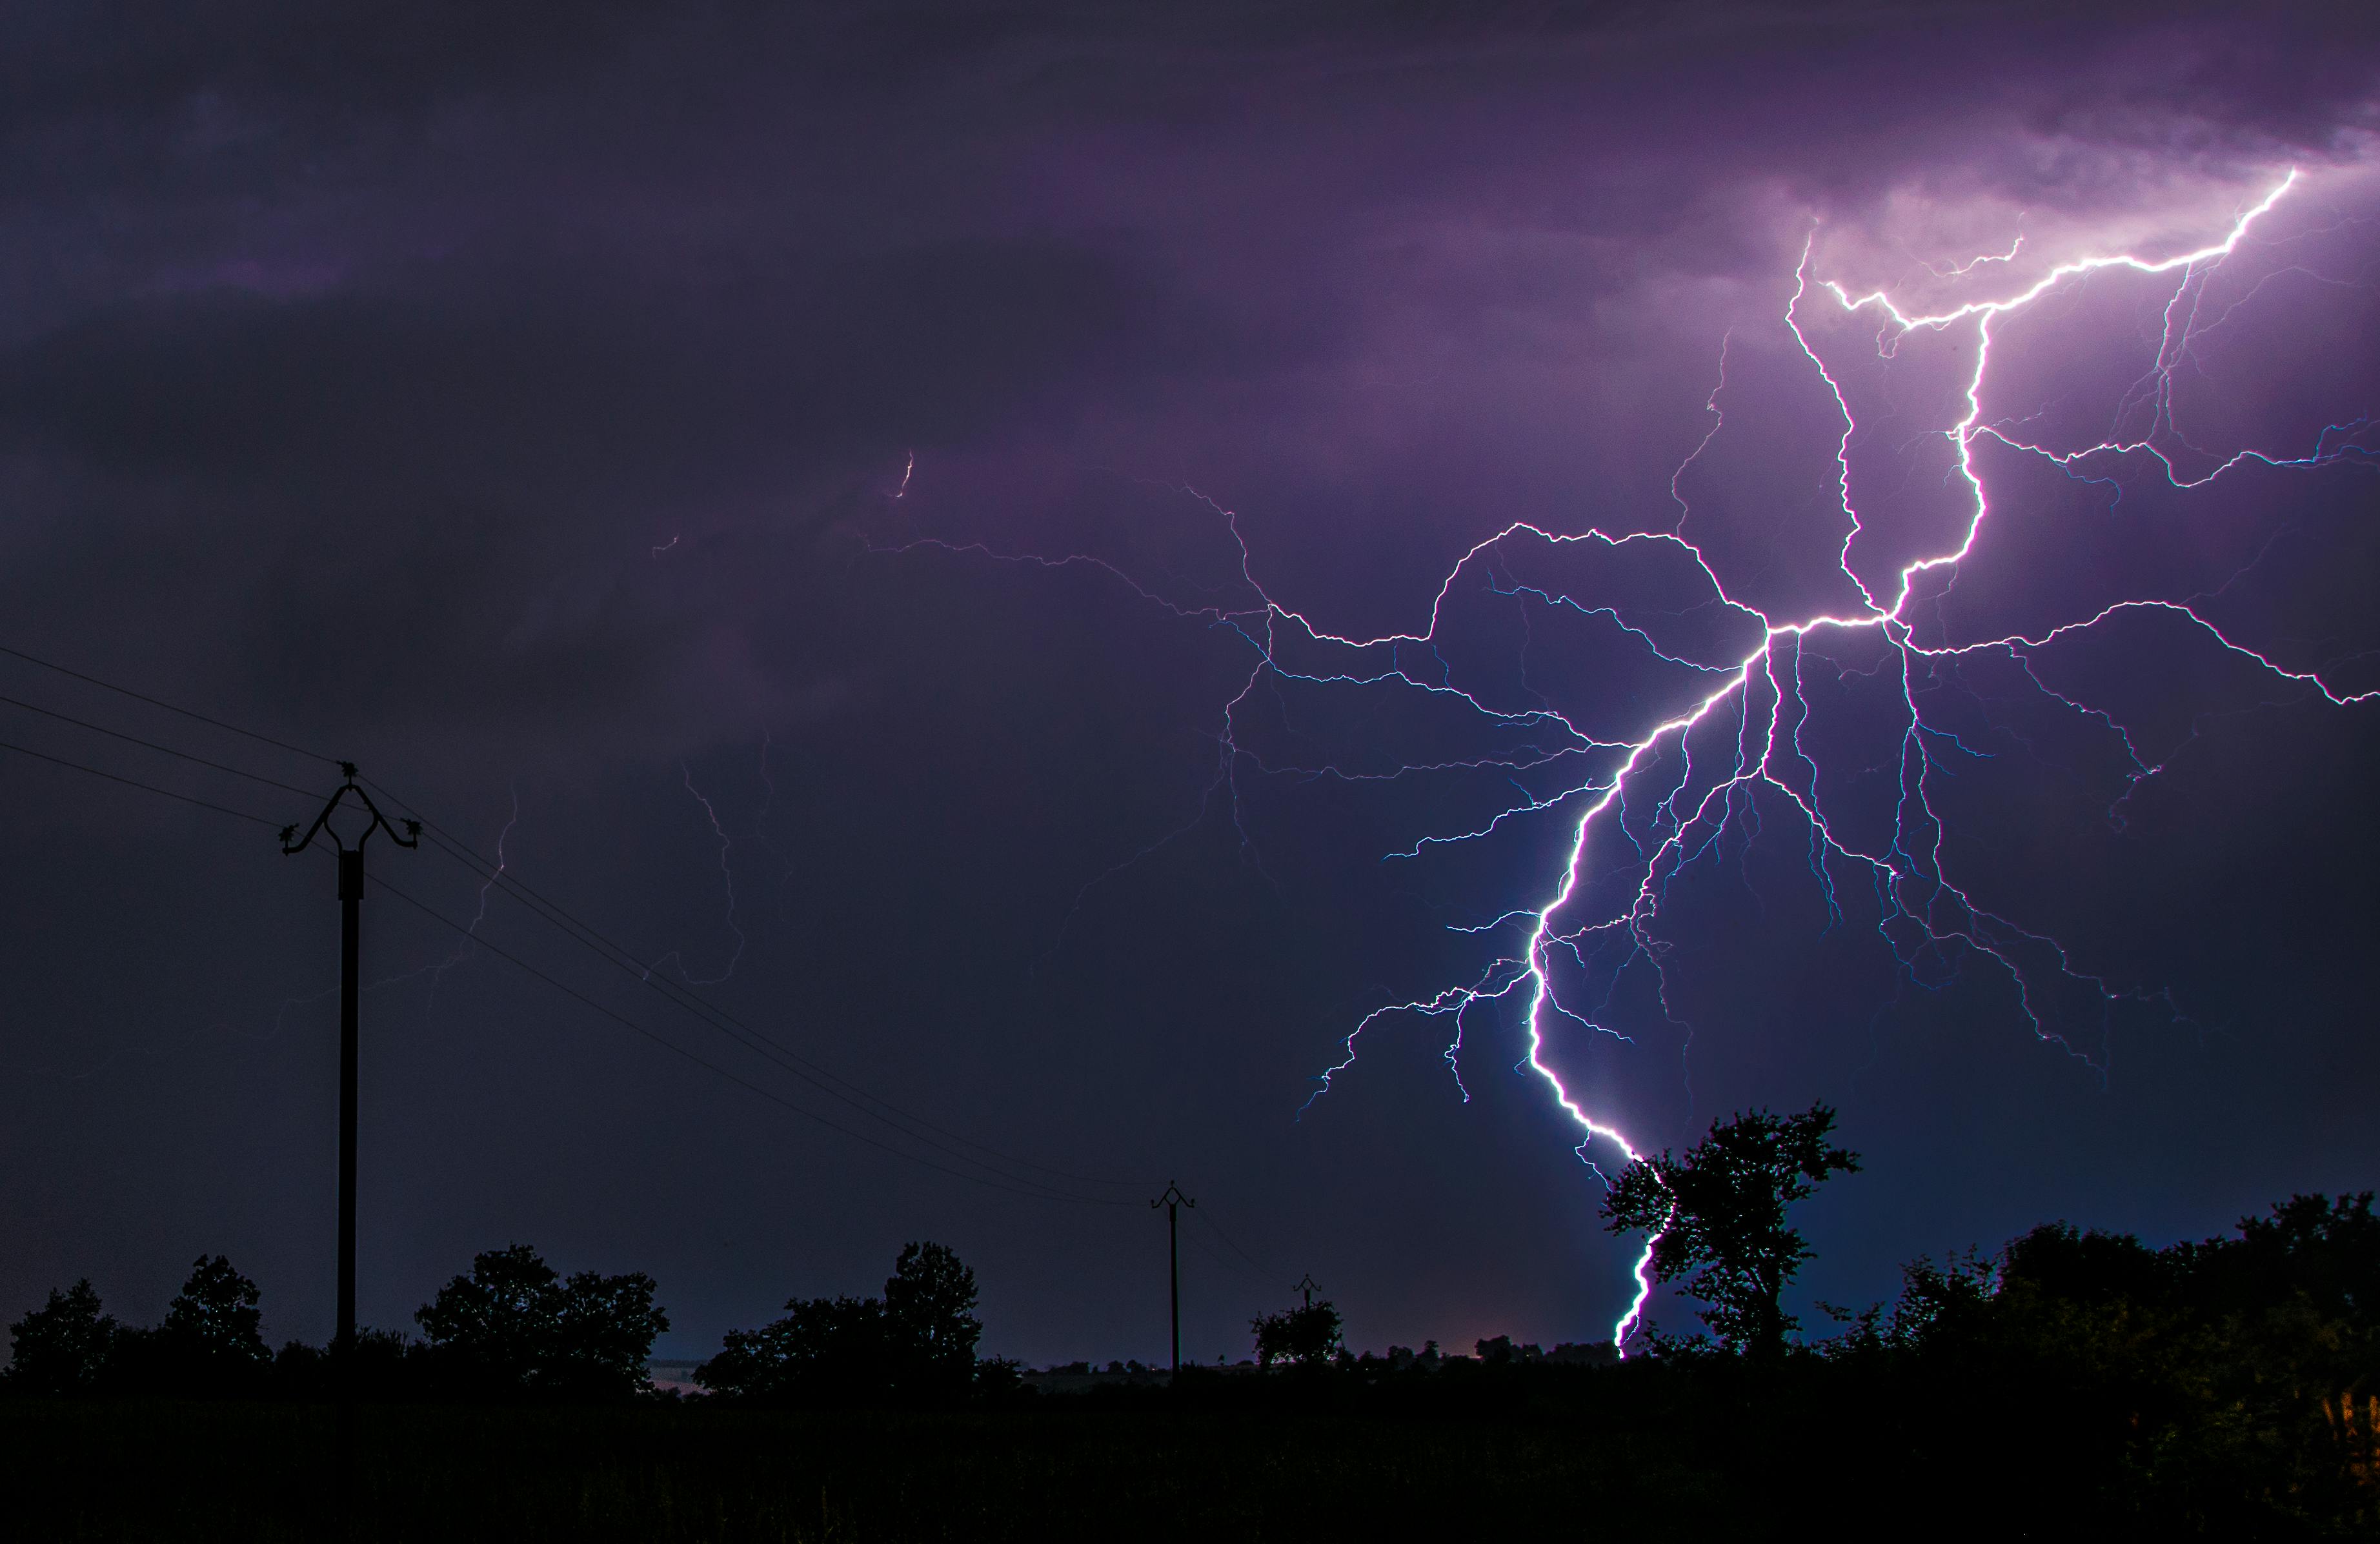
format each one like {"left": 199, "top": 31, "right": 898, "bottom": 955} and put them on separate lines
{"left": 888, "top": 169, "right": 2377, "bottom": 1351}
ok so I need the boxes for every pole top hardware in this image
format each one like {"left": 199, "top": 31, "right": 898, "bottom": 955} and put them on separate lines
{"left": 281, "top": 767, "right": 420, "bottom": 857}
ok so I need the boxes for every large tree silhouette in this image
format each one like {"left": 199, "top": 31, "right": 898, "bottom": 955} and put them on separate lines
{"left": 159, "top": 1256, "right": 269, "bottom": 1370}
{"left": 4, "top": 1280, "right": 116, "bottom": 1394}
{"left": 696, "top": 1240, "right": 983, "bottom": 1404}
{"left": 414, "top": 1243, "right": 667, "bottom": 1399}
{"left": 883, "top": 1241, "right": 981, "bottom": 1394}
{"left": 1603, "top": 1103, "right": 1861, "bottom": 1357}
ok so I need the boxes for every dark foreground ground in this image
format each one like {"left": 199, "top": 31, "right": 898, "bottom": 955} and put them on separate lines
{"left": 5, "top": 1367, "right": 2366, "bottom": 1541}
{"left": 5, "top": 1395, "right": 1730, "bottom": 1542}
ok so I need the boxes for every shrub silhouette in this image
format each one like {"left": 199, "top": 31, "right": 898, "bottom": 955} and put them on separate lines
{"left": 1251, "top": 1300, "right": 1342, "bottom": 1367}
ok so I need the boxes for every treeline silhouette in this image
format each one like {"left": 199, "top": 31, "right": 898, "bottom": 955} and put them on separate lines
{"left": 4, "top": 1238, "right": 1014, "bottom": 1409}
{"left": 7, "top": 1167, "right": 2376, "bottom": 1529}
{"left": 1111, "top": 1191, "right": 2377, "bottom": 1531}
{"left": 692, "top": 1241, "right": 1020, "bottom": 1405}
{"left": 1810, "top": 1194, "right": 2380, "bottom": 1525}
{"left": 5, "top": 1244, "right": 670, "bottom": 1402}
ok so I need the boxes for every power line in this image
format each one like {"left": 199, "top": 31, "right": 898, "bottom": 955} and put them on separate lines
{"left": 380, "top": 789, "right": 1146, "bottom": 1195}
{"left": 0, "top": 641, "right": 339, "bottom": 767}
{"left": 410, "top": 823, "right": 1142, "bottom": 1195}
{"left": 0, "top": 737, "right": 287, "bottom": 827}
{"left": 0, "top": 711, "right": 1137, "bottom": 1205}
{"left": 365, "top": 870, "right": 1135, "bottom": 1208}
{"left": 1191, "top": 1201, "right": 1280, "bottom": 1281}
{"left": 0, "top": 643, "right": 1154, "bottom": 1199}
{"left": 0, "top": 692, "right": 319, "bottom": 798}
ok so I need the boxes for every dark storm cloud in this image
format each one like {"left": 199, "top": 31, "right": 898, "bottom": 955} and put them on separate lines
{"left": 0, "top": 206, "right": 1278, "bottom": 743}
{"left": 2, "top": 1, "right": 2376, "bottom": 1365}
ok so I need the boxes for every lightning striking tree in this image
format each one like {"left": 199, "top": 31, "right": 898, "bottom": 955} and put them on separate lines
{"left": 1602, "top": 1103, "right": 1860, "bottom": 1358}
{"left": 898, "top": 168, "right": 2375, "bottom": 1352}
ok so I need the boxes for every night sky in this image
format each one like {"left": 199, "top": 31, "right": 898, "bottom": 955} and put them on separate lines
{"left": 5, "top": 2, "right": 2379, "bottom": 1370}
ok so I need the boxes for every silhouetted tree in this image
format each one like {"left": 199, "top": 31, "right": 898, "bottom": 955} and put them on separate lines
{"left": 883, "top": 1241, "right": 981, "bottom": 1395}
{"left": 105, "top": 1254, "right": 274, "bottom": 1394}
{"left": 696, "top": 1240, "right": 987, "bottom": 1405}
{"left": 1812, "top": 1196, "right": 2380, "bottom": 1528}
{"left": 1602, "top": 1102, "right": 1860, "bottom": 1357}
{"left": 415, "top": 1243, "right": 667, "bottom": 1399}
{"left": 549, "top": 1267, "right": 673, "bottom": 1397}
{"left": 162, "top": 1255, "right": 269, "bottom": 1372}
{"left": 699, "top": 1294, "right": 887, "bottom": 1403}
{"left": 5, "top": 1280, "right": 116, "bottom": 1394}
{"left": 1251, "top": 1299, "right": 1342, "bottom": 1367}
{"left": 2203, "top": 1193, "right": 2379, "bottom": 1393}
{"left": 1474, "top": 1334, "right": 1546, "bottom": 1365}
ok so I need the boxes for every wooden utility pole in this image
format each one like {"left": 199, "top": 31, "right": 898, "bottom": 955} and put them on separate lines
{"left": 1150, "top": 1181, "right": 1195, "bottom": 1376}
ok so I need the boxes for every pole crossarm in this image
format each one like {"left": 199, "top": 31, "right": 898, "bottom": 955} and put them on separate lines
{"left": 1294, "top": 1272, "right": 1320, "bottom": 1308}
{"left": 281, "top": 762, "right": 419, "bottom": 857}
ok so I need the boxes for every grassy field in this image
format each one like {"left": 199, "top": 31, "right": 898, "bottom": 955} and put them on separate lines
{"left": 0, "top": 1392, "right": 1740, "bottom": 1541}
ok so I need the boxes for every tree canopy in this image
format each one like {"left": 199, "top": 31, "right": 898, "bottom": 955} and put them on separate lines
{"left": 1251, "top": 1300, "right": 1342, "bottom": 1367}
{"left": 1602, "top": 1102, "right": 1860, "bottom": 1356}
{"left": 158, "top": 1255, "right": 269, "bottom": 1369}
{"left": 696, "top": 1240, "right": 985, "bottom": 1405}
{"left": 4, "top": 1279, "right": 116, "bottom": 1395}
{"left": 414, "top": 1243, "right": 669, "bottom": 1399}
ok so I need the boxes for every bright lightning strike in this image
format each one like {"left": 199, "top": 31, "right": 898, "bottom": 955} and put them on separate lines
{"left": 889, "top": 166, "right": 2376, "bottom": 1354}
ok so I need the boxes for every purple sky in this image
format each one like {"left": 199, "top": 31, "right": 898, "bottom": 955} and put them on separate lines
{"left": 3, "top": 3, "right": 2378, "bottom": 1365}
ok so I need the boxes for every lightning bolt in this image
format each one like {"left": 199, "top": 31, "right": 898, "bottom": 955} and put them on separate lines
{"left": 886, "top": 166, "right": 2375, "bottom": 1353}
{"left": 267, "top": 787, "right": 519, "bottom": 1023}
{"left": 645, "top": 761, "right": 749, "bottom": 987}
{"left": 419, "top": 784, "right": 520, "bottom": 1004}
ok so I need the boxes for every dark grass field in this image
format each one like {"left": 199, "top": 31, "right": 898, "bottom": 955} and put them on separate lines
{"left": 0, "top": 1394, "right": 1740, "bottom": 1541}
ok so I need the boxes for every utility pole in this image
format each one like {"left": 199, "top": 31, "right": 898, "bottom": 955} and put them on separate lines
{"left": 280, "top": 763, "right": 416, "bottom": 1498}
{"left": 1294, "top": 1272, "right": 1320, "bottom": 1310}
{"left": 1150, "top": 1180, "right": 1195, "bottom": 1377}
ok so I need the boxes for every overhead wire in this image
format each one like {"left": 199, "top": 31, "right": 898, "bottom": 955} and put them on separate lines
{"left": 0, "top": 691, "right": 319, "bottom": 799}
{"left": 0, "top": 737, "right": 288, "bottom": 828}
{"left": 367, "top": 870, "right": 1134, "bottom": 1207}
{"left": 0, "top": 710, "right": 1135, "bottom": 1205}
{"left": 1189, "top": 1200, "right": 1286, "bottom": 1283}
{"left": 0, "top": 641, "right": 338, "bottom": 768}
{"left": 391, "top": 808, "right": 1147, "bottom": 1195}
{"left": 410, "top": 826, "right": 1138, "bottom": 1196}
{"left": 0, "top": 637, "right": 1156, "bottom": 1200}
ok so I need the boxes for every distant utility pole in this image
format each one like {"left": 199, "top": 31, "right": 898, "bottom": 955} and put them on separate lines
{"left": 279, "top": 765, "right": 417, "bottom": 1373}
{"left": 1151, "top": 1180, "right": 1195, "bottom": 1376}
{"left": 1294, "top": 1272, "right": 1320, "bottom": 1310}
